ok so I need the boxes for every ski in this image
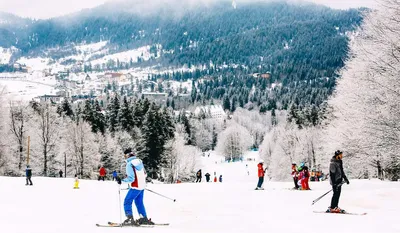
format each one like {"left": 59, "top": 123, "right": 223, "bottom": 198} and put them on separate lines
{"left": 95, "top": 223, "right": 154, "bottom": 228}
{"left": 108, "top": 221, "right": 169, "bottom": 226}
{"left": 313, "top": 211, "right": 367, "bottom": 216}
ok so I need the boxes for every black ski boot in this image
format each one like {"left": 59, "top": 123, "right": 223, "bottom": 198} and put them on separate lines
{"left": 137, "top": 217, "right": 155, "bottom": 225}
{"left": 122, "top": 216, "right": 137, "bottom": 226}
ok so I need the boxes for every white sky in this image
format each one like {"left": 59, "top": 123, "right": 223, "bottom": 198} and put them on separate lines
{"left": 0, "top": 0, "right": 377, "bottom": 19}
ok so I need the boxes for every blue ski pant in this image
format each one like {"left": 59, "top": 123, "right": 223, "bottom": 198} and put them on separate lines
{"left": 124, "top": 188, "right": 147, "bottom": 218}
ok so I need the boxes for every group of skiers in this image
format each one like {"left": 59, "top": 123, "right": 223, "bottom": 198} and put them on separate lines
{"left": 291, "top": 162, "right": 311, "bottom": 190}
{"left": 97, "top": 166, "right": 119, "bottom": 181}
{"left": 196, "top": 169, "right": 222, "bottom": 183}
{"left": 22, "top": 148, "right": 350, "bottom": 226}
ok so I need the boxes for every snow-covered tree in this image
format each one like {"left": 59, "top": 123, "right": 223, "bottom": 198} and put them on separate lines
{"left": 64, "top": 118, "right": 99, "bottom": 178}
{"left": 0, "top": 86, "right": 7, "bottom": 174}
{"left": 31, "top": 102, "right": 62, "bottom": 176}
{"left": 323, "top": 0, "right": 400, "bottom": 180}
{"left": 8, "top": 101, "right": 31, "bottom": 171}
{"left": 163, "top": 132, "right": 200, "bottom": 183}
{"left": 216, "top": 123, "right": 252, "bottom": 160}
{"left": 192, "top": 119, "right": 213, "bottom": 151}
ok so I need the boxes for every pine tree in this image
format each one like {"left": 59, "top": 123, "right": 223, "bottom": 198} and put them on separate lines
{"left": 93, "top": 100, "right": 106, "bottom": 134}
{"left": 118, "top": 96, "right": 134, "bottom": 132}
{"left": 107, "top": 95, "right": 120, "bottom": 134}
{"left": 223, "top": 95, "right": 231, "bottom": 111}
{"left": 137, "top": 103, "right": 165, "bottom": 178}
{"left": 57, "top": 98, "right": 74, "bottom": 119}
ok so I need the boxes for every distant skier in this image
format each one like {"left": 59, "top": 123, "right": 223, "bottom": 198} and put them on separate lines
{"left": 255, "top": 159, "right": 266, "bottom": 190}
{"left": 205, "top": 172, "right": 211, "bottom": 182}
{"left": 195, "top": 169, "right": 202, "bottom": 183}
{"left": 25, "top": 165, "right": 33, "bottom": 186}
{"left": 118, "top": 148, "right": 154, "bottom": 226}
{"left": 98, "top": 166, "right": 106, "bottom": 181}
{"left": 112, "top": 170, "right": 118, "bottom": 181}
{"left": 291, "top": 163, "right": 299, "bottom": 189}
{"left": 301, "top": 165, "right": 310, "bottom": 190}
{"left": 219, "top": 175, "right": 223, "bottom": 183}
{"left": 73, "top": 174, "right": 79, "bottom": 189}
{"left": 59, "top": 169, "right": 63, "bottom": 178}
{"left": 327, "top": 150, "right": 349, "bottom": 213}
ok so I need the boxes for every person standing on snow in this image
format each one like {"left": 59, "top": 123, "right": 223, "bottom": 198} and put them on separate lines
{"left": 118, "top": 148, "right": 154, "bottom": 226}
{"left": 205, "top": 172, "right": 211, "bottom": 182}
{"left": 98, "top": 166, "right": 106, "bottom": 181}
{"left": 291, "top": 163, "right": 299, "bottom": 189}
{"left": 327, "top": 150, "right": 349, "bottom": 213}
{"left": 112, "top": 170, "right": 118, "bottom": 181}
{"left": 301, "top": 165, "right": 310, "bottom": 190}
{"left": 59, "top": 169, "right": 63, "bottom": 178}
{"left": 255, "top": 160, "right": 266, "bottom": 190}
{"left": 25, "top": 165, "right": 33, "bottom": 186}
{"left": 195, "top": 169, "right": 202, "bottom": 183}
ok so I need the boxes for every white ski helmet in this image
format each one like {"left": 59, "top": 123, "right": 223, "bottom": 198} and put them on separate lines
{"left": 259, "top": 159, "right": 264, "bottom": 164}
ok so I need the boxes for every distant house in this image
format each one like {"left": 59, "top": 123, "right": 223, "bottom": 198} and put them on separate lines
{"left": 104, "top": 72, "right": 127, "bottom": 83}
{"left": 36, "top": 95, "right": 63, "bottom": 104}
{"left": 142, "top": 92, "right": 168, "bottom": 101}
{"left": 252, "top": 72, "right": 271, "bottom": 79}
{"left": 194, "top": 105, "right": 226, "bottom": 120}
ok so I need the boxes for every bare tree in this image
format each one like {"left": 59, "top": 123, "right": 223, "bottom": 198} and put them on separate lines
{"left": 65, "top": 118, "right": 99, "bottom": 178}
{"left": 32, "top": 102, "right": 61, "bottom": 176}
{"left": 9, "top": 101, "right": 30, "bottom": 170}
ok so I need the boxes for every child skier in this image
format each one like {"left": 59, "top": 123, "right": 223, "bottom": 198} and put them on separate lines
{"left": 25, "top": 165, "right": 33, "bottom": 186}
{"left": 112, "top": 170, "right": 118, "bottom": 181}
{"left": 73, "top": 174, "right": 79, "bottom": 189}
{"left": 291, "top": 163, "right": 299, "bottom": 189}
{"left": 302, "top": 166, "right": 310, "bottom": 190}
{"left": 255, "top": 159, "right": 266, "bottom": 190}
{"left": 119, "top": 148, "right": 154, "bottom": 226}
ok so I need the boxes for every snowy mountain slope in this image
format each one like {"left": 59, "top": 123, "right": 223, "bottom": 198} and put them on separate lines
{"left": 0, "top": 46, "right": 17, "bottom": 64}
{"left": 89, "top": 44, "right": 161, "bottom": 66}
{"left": 1, "top": 151, "right": 399, "bottom": 233}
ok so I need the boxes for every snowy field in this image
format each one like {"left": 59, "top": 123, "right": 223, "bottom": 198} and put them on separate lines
{"left": 0, "top": 79, "right": 57, "bottom": 101}
{"left": 1, "top": 153, "right": 399, "bottom": 233}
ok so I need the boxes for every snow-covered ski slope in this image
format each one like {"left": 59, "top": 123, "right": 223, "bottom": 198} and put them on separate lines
{"left": 1, "top": 152, "right": 399, "bottom": 233}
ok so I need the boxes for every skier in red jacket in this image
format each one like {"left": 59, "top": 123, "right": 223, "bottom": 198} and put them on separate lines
{"left": 255, "top": 160, "right": 266, "bottom": 190}
{"left": 99, "top": 166, "right": 106, "bottom": 181}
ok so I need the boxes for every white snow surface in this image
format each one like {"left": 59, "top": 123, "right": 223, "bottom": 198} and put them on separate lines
{"left": 0, "top": 77, "right": 57, "bottom": 101}
{"left": 16, "top": 57, "right": 50, "bottom": 71}
{"left": 1, "top": 151, "right": 399, "bottom": 233}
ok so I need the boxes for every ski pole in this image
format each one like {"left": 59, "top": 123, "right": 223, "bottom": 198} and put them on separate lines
{"left": 311, "top": 182, "right": 344, "bottom": 205}
{"left": 311, "top": 189, "right": 332, "bottom": 205}
{"left": 118, "top": 162, "right": 126, "bottom": 227}
{"left": 118, "top": 185, "right": 122, "bottom": 227}
{"left": 145, "top": 188, "right": 176, "bottom": 202}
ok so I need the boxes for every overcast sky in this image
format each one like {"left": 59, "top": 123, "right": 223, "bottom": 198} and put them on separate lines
{"left": 0, "top": 0, "right": 377, "bottom": 19}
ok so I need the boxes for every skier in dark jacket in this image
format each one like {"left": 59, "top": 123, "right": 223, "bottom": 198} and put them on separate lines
{"left": 25, "top": 165, "right": 33, "bottom": 185}
{"left": 327, "top": 150, "right": 349, "bottom": 213}
{"left": 195, "top": 169, "right": 202, "bottom": 183}
{"left": 205, "top": 173, "right": 211, "bottom": 182}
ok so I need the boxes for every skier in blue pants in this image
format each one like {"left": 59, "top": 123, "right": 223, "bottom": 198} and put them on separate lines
{"left": 119, "top": 148, "right": 154, "bottom": 226}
